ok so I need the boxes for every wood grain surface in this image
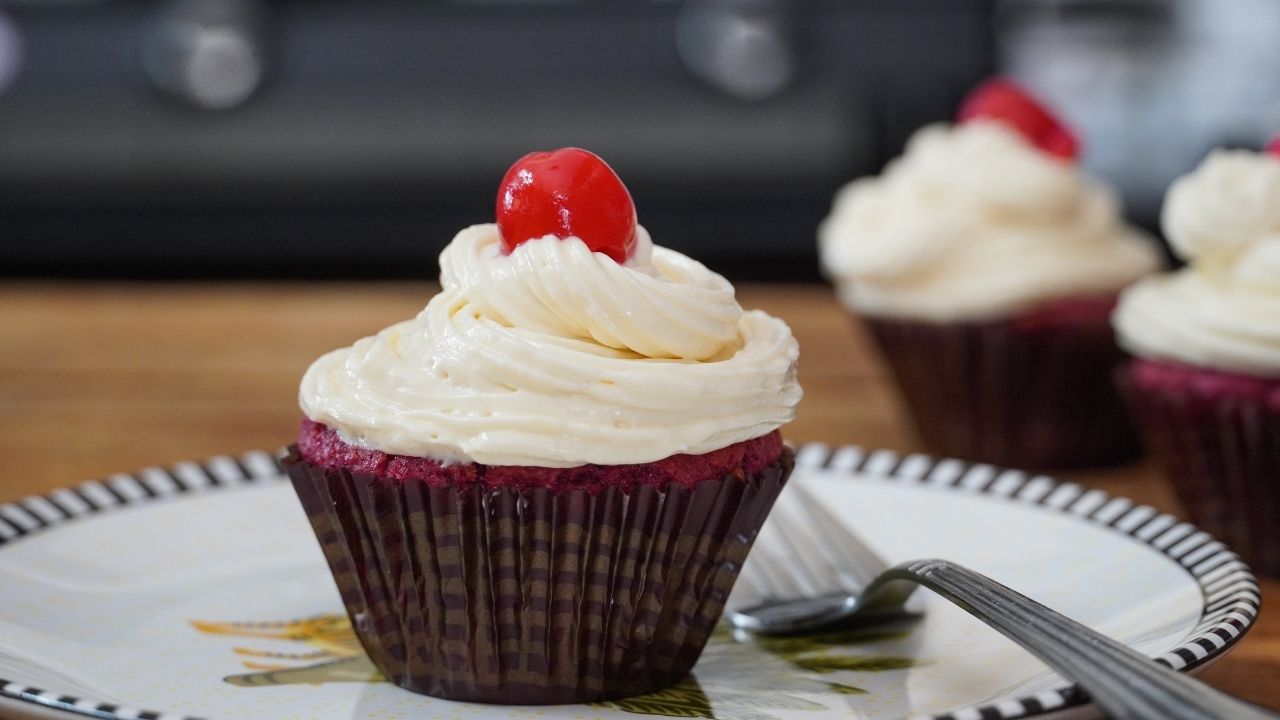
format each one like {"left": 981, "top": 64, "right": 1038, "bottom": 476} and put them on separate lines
{"left": 0, "top": 281, "right": 1274, "bottom": 712}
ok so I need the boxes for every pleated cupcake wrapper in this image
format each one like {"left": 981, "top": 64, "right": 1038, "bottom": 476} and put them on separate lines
{"left": 863, "top": 314, "right": 1140, "bottom": 470}
{"left": 285, "top": 447, "right": 793, "bottom": 704}
{"left": 1117, "top": 370, "right": 1280, "bottom": 576}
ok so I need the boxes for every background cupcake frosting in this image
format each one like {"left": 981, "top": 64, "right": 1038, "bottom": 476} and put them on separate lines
{"left": 818, "top": 121, "right": 1160, "bottom": 321}
{"left": 1115, "top": 149, "right": 1280, "bottom": 376}
{"left": 300, "top": 223, "right": 802, "bottom": 467}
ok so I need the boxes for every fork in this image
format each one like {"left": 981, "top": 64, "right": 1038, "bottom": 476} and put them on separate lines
{"left": 728, "top": 483, "right": 1280, "bottom": 720}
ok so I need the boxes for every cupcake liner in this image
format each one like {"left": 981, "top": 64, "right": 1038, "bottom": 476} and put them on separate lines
{"left": 1117, "top": 366, "right": 1280, "bottom": 576}
{"left": 863, "top": 308, "right": 1139, "bottom": 470}
{"left": 285, "top": 447, "right": 793, "bottom": 704}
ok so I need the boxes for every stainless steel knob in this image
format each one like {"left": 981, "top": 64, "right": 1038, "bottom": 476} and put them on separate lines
{"left": 676, "top": 0, "right": 798, "bottom": 101}
{"left": 0, "top": 9, "right": 24, "bottom": 98}
{"left": 142, "top": 0, "right": 268, "bottom": 111}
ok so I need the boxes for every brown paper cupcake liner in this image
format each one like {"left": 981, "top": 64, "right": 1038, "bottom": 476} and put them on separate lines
{"left": 863, "top": 313, "right": 1139, "bottom": 470}
{"left": 1117, "top": 370, "right": 1280, "bottom": 576}
{"left": 284, "top": 446, "right": 793, "bottom": 704}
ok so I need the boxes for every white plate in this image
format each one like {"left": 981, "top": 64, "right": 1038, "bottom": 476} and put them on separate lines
{"left": 0, "top": 444, "right": 1260, "bottom": 720}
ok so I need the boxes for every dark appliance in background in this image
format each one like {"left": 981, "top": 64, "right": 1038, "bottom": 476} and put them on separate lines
{"left": 0, "top": 0, "right": 994, "bottom": 281}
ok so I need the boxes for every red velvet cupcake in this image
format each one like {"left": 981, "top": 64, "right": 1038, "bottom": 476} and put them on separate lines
{"left": 865, "top": 293, "right": 1137, "bottom": 470}
{"left": 819, "top": 78, "right": 1161, "bottom": 469}
{"left": 1116, "top": 360, "right": 1280, "bottom": 574}
{"left": 284, "top": 148, "right": 802, "bottom": 703}
{"left": 1114, "top": 142, "right": 1280, "bottom": 575}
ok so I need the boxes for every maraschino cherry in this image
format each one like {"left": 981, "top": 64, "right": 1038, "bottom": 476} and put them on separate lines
{"left": 496, "top": 147, "right": 637, "bottom": 264}
{"left": 1265, "top": 135, "right": 1280, "bottom": 158}
{"left": 957, "top": 78, "right": 1079, "bottom": 161}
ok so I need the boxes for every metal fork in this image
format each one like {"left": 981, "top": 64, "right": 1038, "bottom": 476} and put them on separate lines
{"left": 728, "top": 483, "right": 1279, "bottom": 720}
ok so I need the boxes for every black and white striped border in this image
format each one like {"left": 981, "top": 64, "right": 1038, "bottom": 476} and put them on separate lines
{"left": 0, "top": 445, "right": 1261, "bottom": 720}
{"left": 794, "top": 443, "right": 1263, "bottom": 720}
{"left": 0, "top": 450, "right": 285, "bottom": 720}
{"left": 0, "top": 681, "right": 198, "bottom": 720}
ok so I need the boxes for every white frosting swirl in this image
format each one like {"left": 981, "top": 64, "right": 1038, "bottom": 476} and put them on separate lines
{"left": 819, "top": 122, "right": 1160, "bottom": 321}
{"left": 1114, "top": 149, "right": 1280, "bottom": 376}
{"left": 300, "top": 224, "right": 801, "bottom": 466}
{"left": 1161, "top": 149, "right": 1280, "bottom": 265}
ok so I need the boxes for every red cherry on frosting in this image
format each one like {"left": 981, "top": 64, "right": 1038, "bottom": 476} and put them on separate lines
{"left": 1265, "top": 135, "right": 1280, "bottom": 157}
{"left": 496, "top": 147, "right": 637, "bottom": 264}
{"left": 957, "top": 77, "right": 1079, "bottom": 161}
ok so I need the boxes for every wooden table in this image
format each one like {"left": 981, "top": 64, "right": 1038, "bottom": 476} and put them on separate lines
{"left": 1, "top": 281, "right": 1275, "bottom": 712}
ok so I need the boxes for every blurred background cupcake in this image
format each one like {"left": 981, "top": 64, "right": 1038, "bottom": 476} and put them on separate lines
{"left": 1114, "top": 141, "right": 1280, "bottom": 576}
{"left": 819, "top": 79, "right": 1163, "bottom": 470}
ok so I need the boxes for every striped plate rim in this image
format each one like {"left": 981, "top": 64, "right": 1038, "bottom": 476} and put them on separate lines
{"left": 0, "top": 444, "right": 1263, "bottom": 720}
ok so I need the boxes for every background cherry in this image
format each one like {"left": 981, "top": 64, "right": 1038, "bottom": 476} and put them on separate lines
{"left": 957, "top": 77, "right": 1079, "bottom": 161}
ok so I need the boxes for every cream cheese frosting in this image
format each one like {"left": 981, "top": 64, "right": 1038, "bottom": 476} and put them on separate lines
{"left": 299, "top": 224, "right": 802, "bottom": 467}
{"left": 1114, "top": 149, "right": 1280, "bottom": 376}
{"left": 818, "top": 122, "right": 1161, "bottom": 321}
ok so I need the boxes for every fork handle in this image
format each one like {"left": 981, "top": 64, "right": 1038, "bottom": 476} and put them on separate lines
{"left": 864, "top": 559, "right": 1277, "bottom": 720}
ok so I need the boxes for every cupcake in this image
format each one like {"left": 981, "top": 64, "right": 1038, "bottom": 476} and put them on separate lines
{"left": 818, "top": 78, "right": 1161, "bottom": 470}
{"left": 284, "top": 148, "right": 802, "bottom": 703}
{"left": 1114, "top": 141, "right": 1280, "bottom": 575}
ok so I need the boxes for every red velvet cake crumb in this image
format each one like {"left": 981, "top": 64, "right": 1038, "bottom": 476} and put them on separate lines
{"left": 1125, "top": 357, "right": 1280, "bottom": 411}
{"left": 297, "top": 418, "right": 784, "bottom": 493}
{"left": 1012, "top": 293, "right": 1118, "bottom": 333}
